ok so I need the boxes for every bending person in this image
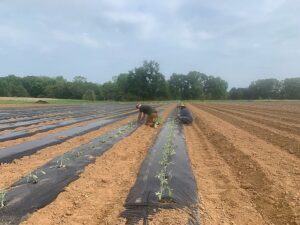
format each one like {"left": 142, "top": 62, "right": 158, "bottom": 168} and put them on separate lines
{"left": 136, "top": 103, "right": 159, "bottom": 127}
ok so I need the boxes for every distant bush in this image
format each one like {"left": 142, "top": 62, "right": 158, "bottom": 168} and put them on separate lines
{"left": 82, "top": 89, "right": 96, "bottom": 101}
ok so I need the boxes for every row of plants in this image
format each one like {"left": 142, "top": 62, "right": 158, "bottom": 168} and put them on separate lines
{"left": 155, "top": 118, "right": 177, "bottom": 201}
{"left": 0, "top": 190, "right": 6, "bottom": 209}
{"left": 0, "top": 121, "right": 136, "bottom": 210}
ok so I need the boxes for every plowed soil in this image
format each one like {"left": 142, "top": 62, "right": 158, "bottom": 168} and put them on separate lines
{"left": 21, "top": 105, "right": 177, "bottom": 225}
{"left": 0, "top": 113, "right": 138, "bottom": 189}
{"left": 2, "top": 102, "right": 300, "bottom": 225}
{"left": 185, "top": 103, "right": 300, "bottom": 225}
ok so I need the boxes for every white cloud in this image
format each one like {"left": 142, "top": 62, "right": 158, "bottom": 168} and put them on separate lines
{"left": 178, "top": 25, "right": 215, "bottom": 48}
{"left": 161, "top": 0, "right": 184, "bottom": 13}
{"left": 52, "top": 30, "right": 101, "bottom": 48}
{"left": 0, "top": 25, "right": 26, "bottom": 41}
{"left": 262, "top": 0, "right": 287, "bottom": 13}
{"left": 103, "top": 11, "right": 159, "bottom": 39}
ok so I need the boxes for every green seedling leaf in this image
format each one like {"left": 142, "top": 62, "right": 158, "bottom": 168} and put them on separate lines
{"left": 0, "top": 189, "right": 7, "bottom": 209}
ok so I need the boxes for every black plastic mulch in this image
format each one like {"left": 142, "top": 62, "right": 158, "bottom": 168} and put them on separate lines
{"left": 0, "top": 121, "right": 139, "bottom": 225}
{"left": 0, "top": 107, "right": 135, "bottom": 141}
{"left": 0, "top": 110, "right": 136, "bottom": 164}
{"left": 121, "top": 111, "right": 199, "bottom": 224}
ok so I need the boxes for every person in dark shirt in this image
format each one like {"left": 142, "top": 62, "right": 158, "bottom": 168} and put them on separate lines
{"left": 177, "top": 103, "right": 193, "bottom": 124}
{"left": 136, "top": 103, "right": 159, "bottom": 127}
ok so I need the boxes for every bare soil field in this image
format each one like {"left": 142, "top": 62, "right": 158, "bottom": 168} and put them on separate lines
{"left": 0, "top": 102, "right": 299, "bottom": 225}
{"left": 186, "top": 103, "right": 300, "bottom": 225}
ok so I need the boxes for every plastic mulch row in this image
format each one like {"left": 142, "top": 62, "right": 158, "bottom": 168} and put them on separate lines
{"left": 0, "top": 110, "right": 137, "bottom": 164}
{"left": 0, "top": 107, "right": 135, "bottom": 142}
{"left": 0, "top": 121, "right": 139, "bottom": 225}
{"left": 0, "top": 105, "right": 135, "bottom": 129}
{"left": 121, "top": 110, "right": 199, "bottom": 224}
{"left": 0, "top": 103, "right": 135, "bottom": 124}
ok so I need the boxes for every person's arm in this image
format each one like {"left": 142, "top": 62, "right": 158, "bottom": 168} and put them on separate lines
{"left": 140, "top": 112, "right": 145, "bottom": 121}
{"left": 138, "top": 112, "right": 142, "bottom": 121}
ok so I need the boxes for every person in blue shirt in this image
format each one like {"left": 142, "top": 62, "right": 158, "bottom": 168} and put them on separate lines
{"left": 177, "top": 103, "right": 193, "bottom": 124}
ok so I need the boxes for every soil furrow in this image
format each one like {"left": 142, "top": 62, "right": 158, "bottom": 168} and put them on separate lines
{"left": 195, "top": 105, "right": 300, "bottom": 158}
{"left": 215, "top": 104, "right": 300, "bottom": 121}
{"left": 206, "top": 104, "right": 300, "bottom": 127}
{"left": 184, "top": 121, "right": 268, "bottom": 225}
{"left": 191, "top": 108, "right": 297, "bottom": 225}
{"left": 223, "top": 102, "right": 300, "bottom": 114}
{"left": 203, "top": 105, "right": 300, "bottom": 136}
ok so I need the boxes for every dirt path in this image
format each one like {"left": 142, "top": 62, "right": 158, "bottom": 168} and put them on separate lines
{"left": 21, "top": 105, "right": 176, "bottom": 225}
{"left": 187, "top": 103, "right": 300, "bottom": 225}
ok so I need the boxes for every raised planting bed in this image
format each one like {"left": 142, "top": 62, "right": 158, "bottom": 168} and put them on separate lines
{"left": 0, "top": 103, "right": 132, "bottom": 123}
{"left": 0, "top": 107, "right": 135, "bottom": 141}
{"left": 0, "top": 121, "right": 139, "bottom": 225}
{"left": 121, "top": 110, "right": 199, "bottom": 224}
{"left": 0, "top": 110, "right": 137, "bottom": 164}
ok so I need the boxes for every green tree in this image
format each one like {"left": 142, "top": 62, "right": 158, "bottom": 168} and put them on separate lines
{"left": 82, "top": 89, "right": 96, "bottom": 101}
{"left": 168, "top": 74, "right": 187, "bottom": 100}
{"left": 127, "top": 60, "right": 167, "bottom": 100}
{"left": 204, "top": 76, "right": 228, "bottom": 99}
{"left": 22, "top": 76, "right": 55, "bottom": 97}
{"left": 101, "top": 81, "right": 117, "bottom": 100}
{"left": 249, "top": 78, "right": 281, "bottom": 99}
{"left": 186, "top": 71, "right": 207, "bottom": 99}
{"left": 282, "top": 78, "right": 300, "bottom": 99}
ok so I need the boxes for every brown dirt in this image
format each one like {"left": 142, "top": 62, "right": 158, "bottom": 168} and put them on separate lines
{"left": 21, "top": 105, "right": 184, "bottom": 225}
{"left": 185, "top": 103, "right": 300, "bottom": 225}
{"left": 0, "top": 112, "right": 139, "bottom": 190}
{"left": 3, "top": 102, "right": 299, "bottom": 224}
{"left": 210, "top": 103, "right": 300, "bottom": 122}
{"left": 184, "top": 118, "right": 268, "bottom": 225}
{"left": 197, "top": 105, "right": 300, "bottom": 158}
{"left": 204, "top": 105, "right": 300, "bottom": 132}
{"left": 136, "top": 209, "right": 190, "bottom": 225}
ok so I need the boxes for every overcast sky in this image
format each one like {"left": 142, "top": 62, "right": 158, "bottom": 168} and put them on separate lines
{"left": 0, "top": 0, "right": 299, "bottom": 88}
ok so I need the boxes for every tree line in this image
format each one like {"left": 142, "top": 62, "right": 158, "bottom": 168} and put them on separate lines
{"left": 229, "top": 78, "right": 300, "bottom": 100}
{"left": 0, "top": 60, "right": 299, "bottom": 100}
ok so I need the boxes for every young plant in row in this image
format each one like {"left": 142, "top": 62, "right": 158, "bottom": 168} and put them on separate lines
{"left": 26, "top": 170, "right": 46, "bottom": 184}
{"left": 0, "top": 189, "right": 7, "bottom": 209}
{"left": 155, "top": 119, "right": 177, "bottom": 201}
